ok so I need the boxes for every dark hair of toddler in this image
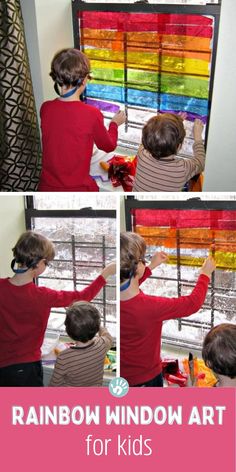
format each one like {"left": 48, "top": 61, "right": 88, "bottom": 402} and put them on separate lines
{"left": 65, "top": 301, "right": 101, "bottom": 343}
{"left": 142, "top": 113, "right": 186, "bottom": 159}
{"left": 202, "top": 323, "right": 236, "bottom": 379}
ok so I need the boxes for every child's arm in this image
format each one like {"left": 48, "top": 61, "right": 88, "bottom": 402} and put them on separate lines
{"left": 148, "top": 251, "right": 168, "bottom": 271}
{"left": 100, "top": 262, "right": 116, "bottom": 280}
{"left": 200, "top": 256, "right": 216, "bottom": 278}
{"left": 139, "top": 252, "right": 168, "bottom": 285}
{"left": 150, "top": 256, "right": 216, "bottom": 322}
{"left": 99, "top": 326, "right": 113, "bottom": 351}
{"left": 44, "top": 262, "right": 116, "bottom": 308}
{"left": 111, "top": 111, "right": 126, "bottom": 127}
{"left": 184, "top": 119, "right": 206, "bottom": 180}
{"left": 93, "top": 110, "right": 125, "bottom": 152}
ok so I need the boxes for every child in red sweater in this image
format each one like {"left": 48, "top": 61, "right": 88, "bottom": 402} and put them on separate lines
{"left": 38, "top": 48, "right": 126, "bottom": 192}
{"left": 0, "top": 231, "right": 115, "bottom": 386}
{"left": 120, "top": 232, "right": 216, "bottom": 387}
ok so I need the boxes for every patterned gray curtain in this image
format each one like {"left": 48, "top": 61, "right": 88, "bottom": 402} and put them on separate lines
{"left": 0, "top": 0, "right": 41, "bottom": 191}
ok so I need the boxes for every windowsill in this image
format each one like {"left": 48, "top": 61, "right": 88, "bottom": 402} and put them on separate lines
{"left": 90, "top": 145, "right": 136, "bottom": 192}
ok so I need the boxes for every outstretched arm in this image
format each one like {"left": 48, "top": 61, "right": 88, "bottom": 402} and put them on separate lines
{"left": 45, "top": 262, "right": 116, "bottom": 308}
{"left": 99, "top": 326, "right": 113, "bottom": 351}
{"left": 148, "top": 251, "right": 168, "bottom": 271}
{"left": 93, "top": 111, "right": 125, "bottom": 152}
{"left": 184, "top": 119, "right": 206, "bottom": 180}
{"left": 100, "top": 262, "right": 116, "bottom": 280}
{"left": 151, "top": 256, "right": 216, "bottom": 322}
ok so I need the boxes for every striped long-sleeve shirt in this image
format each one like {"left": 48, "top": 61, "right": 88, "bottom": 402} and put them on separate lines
{"left": 133, "top": 140, "right": 205, "bottom": 192}
{"left": 49, "top": 328, "right": 113, "bottom": 387}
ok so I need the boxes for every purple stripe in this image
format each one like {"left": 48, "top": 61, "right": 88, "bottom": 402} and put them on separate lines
{"left": 86, "top": 98, "right": 120, "bottom": 113}
{"left": 160, "top": 110, "right": 207, "bottom": 124}
{"left": 86, "top": 99, "right": 207, "bottom": 123}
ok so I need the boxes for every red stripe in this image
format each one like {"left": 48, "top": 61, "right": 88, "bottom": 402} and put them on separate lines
{"left": 79, "top": 12, "right": 213, "bottom": 38}
{"left": 79, "top": 12, "right": 213, "bottom": 26}
{"left": 132, "top": 209, "right": 236, "bottom": 230}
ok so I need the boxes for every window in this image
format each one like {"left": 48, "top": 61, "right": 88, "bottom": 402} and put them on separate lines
{"left": 73, "top": 1, "right": 221, "bottom": 155}
{"left": 25, "top": 196, "right": 117, "bottom": 339}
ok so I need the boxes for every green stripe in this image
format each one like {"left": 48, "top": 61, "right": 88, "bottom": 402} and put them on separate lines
{"left": 91, "top": 68, "right": 209, "bottom": 98}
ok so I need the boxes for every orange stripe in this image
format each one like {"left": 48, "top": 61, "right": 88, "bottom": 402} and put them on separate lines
{"left": 84, "top": 39, "right": 210, "bottom": 60}
{"left": 135, "top": 227, "right": 236, "bottom": 251}
{"left": 82, "top": 29, "right": 211, "bottom": 52}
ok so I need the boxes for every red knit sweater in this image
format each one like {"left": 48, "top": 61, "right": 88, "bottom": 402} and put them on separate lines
{"left": 120, "top": 269, "right": 210, "bottom": 386}
{"left": 0, "top": 275, "right": 106, "bottom": 368}
{"left": 38, "top": 100, "right": 118, "bottom": 192}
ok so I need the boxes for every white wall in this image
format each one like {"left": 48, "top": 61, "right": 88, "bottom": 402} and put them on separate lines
{"left": 20, "top": 0, "right": 236, "bottom": 191}
{"left": 20, "top": 0, "right": 73, "bottom": 113}
{"left": 204, "top": 0, "right": 236, "bottom": 191}
{"left": 20, "top": 0, "right": 43, "bottom": 115}
{"left": 0, "top": 197, "right": 26, "bottom": 278}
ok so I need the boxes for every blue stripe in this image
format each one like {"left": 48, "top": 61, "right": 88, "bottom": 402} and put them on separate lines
{"left": 86, "top": 84, "right": 209, "bottom": 116}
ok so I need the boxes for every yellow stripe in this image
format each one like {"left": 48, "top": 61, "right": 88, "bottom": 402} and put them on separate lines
{"left": 86, "top": 49, "right": 210, "bottom": 75}
{"left": 167, "top": 253, "right": 236, "bottom": 270}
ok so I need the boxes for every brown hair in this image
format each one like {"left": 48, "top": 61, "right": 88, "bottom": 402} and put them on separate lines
{"left": 12, "top": 231, "right": 55, "bottom": 268}
{"left": 65, "top": 301, "right": 101, "bottom": 342}
{"left": 50, "top": 48, "right": 90, "bottom": 87}
{"left": 202, "top": 323, "right": 236, "bottom": 379}
{"left": 120, "top": 232, "right": 146, "bottom": 283}
{"left": 142, "top": 113, "right": 186, "bottom": 159}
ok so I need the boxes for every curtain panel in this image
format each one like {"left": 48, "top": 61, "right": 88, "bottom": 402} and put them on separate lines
{"left": 0, "top": 0, "right": 41, "bottom": 191}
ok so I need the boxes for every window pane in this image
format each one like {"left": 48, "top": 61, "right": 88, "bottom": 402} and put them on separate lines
{"left": 29, "top": 216, "right": 116, "bottom": 338}
{"left": 131, "top": 206, "right": 236, "bottom": 349}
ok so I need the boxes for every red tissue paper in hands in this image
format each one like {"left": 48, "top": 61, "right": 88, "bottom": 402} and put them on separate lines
{"left": 162, "top": 358, "right": 188, "bottom": 387}
{"left": 108, "top": 155, "right": 137, "bottom": 191}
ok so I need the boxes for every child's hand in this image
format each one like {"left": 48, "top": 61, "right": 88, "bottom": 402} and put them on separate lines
{"left": 149, "top": 251, "right": 168, "bottom": 271}
{"left": 99, "top": 326, "right": 108, "bottom": 336}
{"left": 193, "top": 119, "right": 204, "bottom": 141}
{"left": 101, "top": 261, "right": 116, "bottom": 280}
{"left": 178, "top": 112, "right": 187, "bottom": 121}
{"left": 111, "top": 110, "right": 126, "bottom": 126}
{"left": 200, "top": 256, "right": 216, "bottom": 278}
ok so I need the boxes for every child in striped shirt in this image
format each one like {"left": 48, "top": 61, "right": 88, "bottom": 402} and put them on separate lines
{"left": 50, "top": 301, "right": 113, "bottom": 387}
{"left": 133, "top": 113, "right": 205, "bottom": 192}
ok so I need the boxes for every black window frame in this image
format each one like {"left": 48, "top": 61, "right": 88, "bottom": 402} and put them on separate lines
{"left": 72, "top": 0, "right": 221, "bottom": 150}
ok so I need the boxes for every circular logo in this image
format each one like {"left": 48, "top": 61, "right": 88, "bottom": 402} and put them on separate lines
{"left": 109, "top": 377, "right": 129, "bottom": 398}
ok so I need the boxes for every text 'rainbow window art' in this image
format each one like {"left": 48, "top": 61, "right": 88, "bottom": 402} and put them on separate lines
{"left": 77, "top": 10, "right": 215, "bottom": 156}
